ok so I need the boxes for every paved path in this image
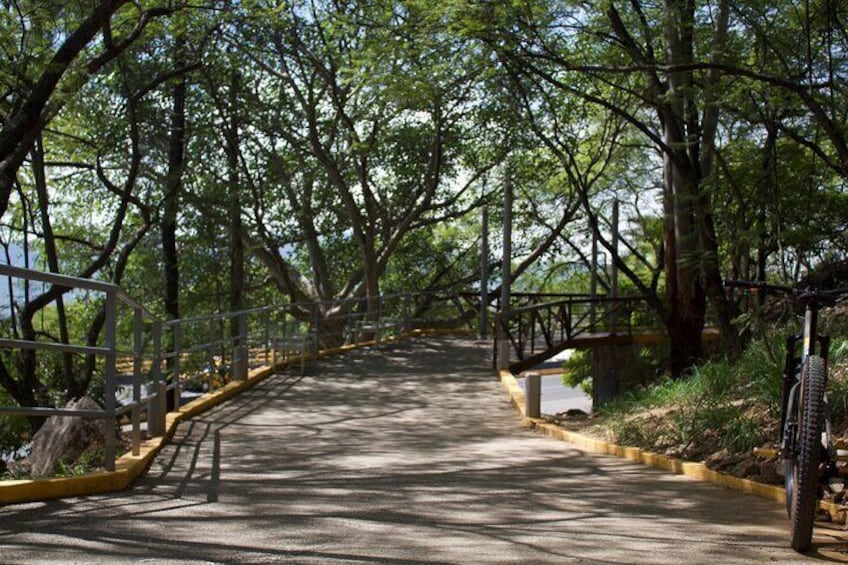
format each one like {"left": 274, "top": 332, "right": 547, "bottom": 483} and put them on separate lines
{"left": 1, "top": 337, "right": 845, "bottom": 563}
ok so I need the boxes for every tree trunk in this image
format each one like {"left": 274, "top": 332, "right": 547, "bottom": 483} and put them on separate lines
{"left": 662, "top": 152, "right": 707, "bottom": 377}
{"left": 162, "top": 36, "right": 187, "bottom": 410}
{"left": 227, "top": 69, "right": 245, "bottom": 338}
{"left": 31, "top": 136, "right": 75, "bottom": 397}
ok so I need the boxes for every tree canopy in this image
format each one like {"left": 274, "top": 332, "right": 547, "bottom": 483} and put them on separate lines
{"left": 2, "top": 0, "right": 848, "bottom": 419}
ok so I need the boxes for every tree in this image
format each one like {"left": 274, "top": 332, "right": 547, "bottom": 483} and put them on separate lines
{"left": 457, "top": 0, "right": 746, "bottom": 375}
{"left": 213, "top": 0, "right": 502, "bottom": 339}
{"left": 0, "top": 60, "right": 154, "bottom": 420}
{"left": 0, "top": 1, "right": 174, "bottom": 217}
{"left": 0, "top": 4, "right": 204, "bottom": 426}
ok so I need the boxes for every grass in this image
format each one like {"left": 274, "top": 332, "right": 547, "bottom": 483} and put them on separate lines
{"left": 589, "top": 338, "right": 790, "bottom": 460}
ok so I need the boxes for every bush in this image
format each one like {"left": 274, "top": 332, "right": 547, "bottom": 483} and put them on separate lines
{"left": 593, "top": 339, "right": 783, "bottom": 457}
{"left": 0, "top": 388, "right": 30, "bottom": 465}
{"left": 561, "top": 350, "right": 592, "bottom": 395}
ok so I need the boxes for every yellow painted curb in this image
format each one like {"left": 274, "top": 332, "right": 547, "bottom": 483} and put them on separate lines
{"left": 0, "top": 350, "right": 310, "bottom": 504}
{"left": 498, "top": 369, "right": 848, "bottom": 524}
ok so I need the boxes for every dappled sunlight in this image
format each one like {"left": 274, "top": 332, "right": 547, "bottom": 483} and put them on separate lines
{"left": 0, "top": 337, "right": 840, "bottom": 563}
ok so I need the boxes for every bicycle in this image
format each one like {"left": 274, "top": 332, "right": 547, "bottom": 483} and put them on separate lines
{"left": 726, "top": 279, "right": 848, "bottom": 552}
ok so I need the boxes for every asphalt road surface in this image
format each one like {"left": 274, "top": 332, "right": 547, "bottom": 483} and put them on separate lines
{"left": 1, "top": 337, "right": 845, "bottom": 563}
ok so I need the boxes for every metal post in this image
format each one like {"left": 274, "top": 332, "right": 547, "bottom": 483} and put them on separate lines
{"left": 242, "top": 310, "right": 249, "bottom": 370}
{"left": 207, "top": 317, "right": 216, "bottom": 386}
{"left": 150, "top": 381, "right": 167, "bottom": 437}
{"left": 103, "top": 290, "right": 117, "bottom": 472}
{"left": 480, "top": 205, "right": 489, "bottom": 338}
{"left": 171, "top": 323, "right": 181, "bottom": 411}
{"left": 132, "top": 307, "right": 143, "bottom": 455}
{"left": 149, "top": 320, "right": 165, "bottom": 437}
{"left": 611, "top": 199, "right": 619, "bottom": 298}
{"left": 311, "top": 301, "right": 320, "bottom": 359}
{"left": 610, "top": 200, "right": 619, "bottom": 332}
{"left": 234, "top": 312, "right": 248, "bottom": 380}
{"left": 590, "top": 232, "right": 598, "bottom": 332}
{"left": 263, "top": 308, "right": 271, "bottom": 365}
{"left": 525, "top": 372, "right": 541, "bottom": 419}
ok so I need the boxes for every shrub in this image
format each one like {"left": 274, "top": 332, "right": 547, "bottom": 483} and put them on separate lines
{"left": 561, "top": 350, "right": 592, "bottom": 395}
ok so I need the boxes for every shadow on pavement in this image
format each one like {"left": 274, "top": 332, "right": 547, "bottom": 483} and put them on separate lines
{"left": 0, "top": 337, "right": 844, "bottom": 563}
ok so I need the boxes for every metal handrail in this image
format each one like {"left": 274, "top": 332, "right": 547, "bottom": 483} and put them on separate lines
{"left": 164, "top": 305, "right": 275, "bottom": 326}
{"left": 0, "top": 338, "right": 110, "bottom": 356}
{"left": 0, "top": 265, "right": 478, "bottom": 475}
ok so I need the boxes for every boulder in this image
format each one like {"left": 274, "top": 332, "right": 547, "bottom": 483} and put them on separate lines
{"left": 28, "top": 396, "right": 105, "bottom": 477}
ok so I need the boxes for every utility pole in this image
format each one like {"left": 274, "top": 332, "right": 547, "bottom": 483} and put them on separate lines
{"left": 611, "top": 200, "right": 619, "bottom": 300}
{"left": 480, "top": 204, "right": 489, "bottom": 338}
{"left": 590, "top": 232, "right": 598, "bottom": 332}
{"left": 497, "top": 169, "right": 513, "bottom": 370}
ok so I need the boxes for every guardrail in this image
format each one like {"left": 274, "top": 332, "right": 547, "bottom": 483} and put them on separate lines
{"left": 0, "top": 264, "right": 162, "bottom": 471}
{"left": 495, "top": 294, "right": 662, "bottom": 372}
{"left": 0, "top": 266, "right": 477, "bottom": 474}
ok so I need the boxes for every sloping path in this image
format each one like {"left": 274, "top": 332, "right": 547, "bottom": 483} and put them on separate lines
{"left": 0, "top": 337, "right": 842, "bottom": 563}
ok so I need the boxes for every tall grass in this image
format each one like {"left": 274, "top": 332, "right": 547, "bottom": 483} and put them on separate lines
{"left": 596, "top": 339, "right": 785, "bottom": 457}
{"left": 827, "top": 339, "right": 848, "bottom": 425}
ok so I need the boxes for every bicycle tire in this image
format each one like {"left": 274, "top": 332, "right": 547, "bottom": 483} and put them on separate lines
{"left": 788, "top": 355, "right": 826, "bottom": 553}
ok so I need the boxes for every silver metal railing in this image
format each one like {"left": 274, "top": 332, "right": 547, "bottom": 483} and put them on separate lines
{"left": 0, "top": 264, "right": 160, "bottom": 471}
{"left": 0, "top": 265, "right": 478, "bottom": 474}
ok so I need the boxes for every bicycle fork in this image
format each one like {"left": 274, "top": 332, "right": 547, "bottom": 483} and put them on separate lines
{"left": 780, "top": 336, "right": 800, "bottom": 461}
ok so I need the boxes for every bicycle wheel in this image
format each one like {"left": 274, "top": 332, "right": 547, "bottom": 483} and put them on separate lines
{"left": 787, "top": 355, "right": 826, "bottom": 553}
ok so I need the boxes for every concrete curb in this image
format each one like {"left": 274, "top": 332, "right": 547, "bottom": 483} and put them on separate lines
{"left": 0, "top": 361, "right": 281, "bottom": 505}
{"left": 498, "top": 369, "right": 848, "bottom": 524}
{"left": 0, "top": 344, "right": 365, "bottom": 504}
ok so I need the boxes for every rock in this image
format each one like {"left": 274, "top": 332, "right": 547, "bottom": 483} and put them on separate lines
{"left": 28, "top": 396, "right": 105, "bottom": 477}
{"left": 704, "top": 448, "right": 730, "bottom": 468}
{"left": 737, "top": 459, "right": 761, "bottom": 478}
{"left": 680, "top": 444, "right": 700, "bottom": 460}
{"left": 755, "top": 459, "right": 783, "bottom": 485}
{"left": 758, "top": 459, "right": 783, "bottom": 485}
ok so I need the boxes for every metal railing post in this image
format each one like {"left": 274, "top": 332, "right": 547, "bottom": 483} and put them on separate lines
{"left": 103, "top": 289, "right": 117, "bottom": 472}
{"left": 241, "top": 311, "right": 249, "bottom": 377}
{"left": 233, "top": 312, "right": 248, "bottom": 380}
{"left": 150, "top": 380, "right": 167, "bottom": 437}
{"left": 171, "top": 323, "right": 182, "bottom": 410}
{"left": 311, "top": 301, "right": 320, "bottom": 357}
{"left": 149, "top": 320, "right": 165, "bottom": 437}
{"left": 131, "top": 307, "right": 143, "bottom": 456}
{"left": 207, "top": 317, "right": 216, "bottom": 388}
{"left": 263, "top": 308, "right": 271, "bottom": 365}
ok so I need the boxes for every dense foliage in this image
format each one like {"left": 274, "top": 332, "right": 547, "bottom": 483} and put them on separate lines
{"left": 2, "top": 0, "right": 848, "bottom": 450}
